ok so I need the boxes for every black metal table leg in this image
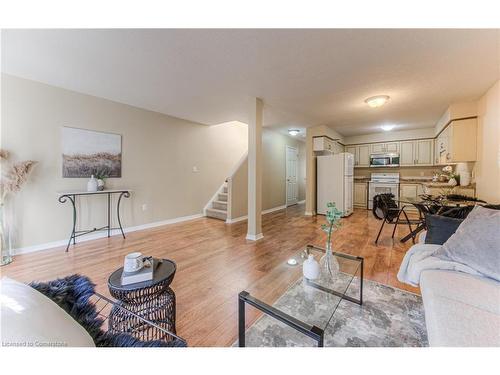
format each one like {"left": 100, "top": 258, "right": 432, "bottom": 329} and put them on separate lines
{"left": 117, "top": 191, "right": 130, "bottom": 239}
{"left": 359, "top": 258, "right": 364, "bottom": 305}
{"left": 400, "top": 224, "right": 425, "bottom": 243}
{"left": 238, "top": 291, "right": 246, "bottom": 347}
{"left": 238, "top": 291, "right": 324, "bottom": 347}
{"left": 107, "top": 192, "right": 111, "bottom": 237}
{"left": 59, "top": 194, "right": 77, "bottom": 252}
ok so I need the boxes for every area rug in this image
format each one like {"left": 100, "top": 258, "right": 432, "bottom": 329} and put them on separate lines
{"left": 242, "top": 277, "right": 428, "bottom": 347}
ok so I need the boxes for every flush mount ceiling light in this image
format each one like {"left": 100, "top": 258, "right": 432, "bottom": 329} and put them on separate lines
{"left": 381, "top": 125, "right": 395, "bottom": 131}
{"left": 365, "top": 95, "right": 390, "bottom": 108}
{"left": 288, "top": 129, "right": 300, "bottom": 136}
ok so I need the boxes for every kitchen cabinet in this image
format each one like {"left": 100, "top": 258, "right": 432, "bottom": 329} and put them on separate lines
{"left": 435, "top": 118, "right": 477, "bottom": 164}
{"left": 358, "top": 145, "right": 370, "bottom": 167}
{"left": 415, "top": 139, "right": 434, "bottom": 165}
{"left": 354, "top": 182, "right": 368, "bottom": 208}
{"left": 313, "top": 136, "right": 343, "bottom": 154}
{"left": 370, "top": 142, "right": 399, "bottom": 154}
{"left": 399, "top": 183, "right": 424, "bottom": 211}
{"left": 400, "top": 141, "right": 415, "bottom": 166}
{"left": 399, "top": 139, "right": 434, "bottom": 166}
{"left": 346, "top": 145, "right": 370, "bottom": 167}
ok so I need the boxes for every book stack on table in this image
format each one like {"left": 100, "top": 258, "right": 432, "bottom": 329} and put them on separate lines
{"left": 121, "top": 258, "right": 157, "bottom": 286}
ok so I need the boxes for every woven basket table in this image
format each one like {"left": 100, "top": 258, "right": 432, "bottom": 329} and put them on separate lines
{"left": 108, "top": 258, "right": 177, "bottom": 342}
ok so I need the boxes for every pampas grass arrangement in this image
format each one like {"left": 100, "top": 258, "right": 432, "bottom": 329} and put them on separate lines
{"left": 0, "top": 149, "right": 38, "bottom": 265}
{"left": 0, "top": 149, "right": 37, "bottom": 201}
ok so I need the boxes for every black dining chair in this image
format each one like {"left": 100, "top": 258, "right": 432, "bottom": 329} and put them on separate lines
{"left": 372, "top": 193, "right": 422, "bottom": 244}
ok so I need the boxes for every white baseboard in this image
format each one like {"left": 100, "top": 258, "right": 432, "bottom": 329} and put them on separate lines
{"left": 245, "top": 233, "right": 264, "bottom": 241}
{"left": 304, "top": 211, "right": 315, "bottom": 216}
{"left": 12, "top": 213, "right": 204, "bottom": 256}
{"left": 297, "top": 200, "right": 305, "bottom": 204}
{"left": 226, "top": 204, "right": 286, "bottom": 224}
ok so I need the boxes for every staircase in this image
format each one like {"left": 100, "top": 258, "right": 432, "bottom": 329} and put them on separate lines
{"left": 205, "top": 182, "right": 229, "bottom": 221}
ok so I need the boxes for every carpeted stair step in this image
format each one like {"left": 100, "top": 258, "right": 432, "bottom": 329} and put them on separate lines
{"left": 212, "top": 200, "right": 227, "bottom": 210}
{"left": 206, "top": 208, "right": 227, "bottom": 221}
{"left": 218, "top": 192, "right": 228, "bottom": 202}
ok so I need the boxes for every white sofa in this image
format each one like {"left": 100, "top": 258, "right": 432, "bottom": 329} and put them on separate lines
{"left": 413, "top": 233, "right": 500, "bottom": 347}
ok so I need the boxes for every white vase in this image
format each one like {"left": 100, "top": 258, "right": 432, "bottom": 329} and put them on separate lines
{"left": 87, "top": 175, "right": 98, "bottom": 192}
{"left": 448, "top": 177, "right": 457, "bottom": 187}
{"left": 459, "top": 171, "right": 471, "bottom": 186}
{"left": 303, "top": 254, "right": 320, "bottom": 280}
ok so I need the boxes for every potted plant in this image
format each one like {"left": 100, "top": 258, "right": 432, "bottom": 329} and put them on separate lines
{"left": 441, "top": 165, "right": 458, "bottom": 186}
{"left": 320, "top": 202, "right": 343, "bottom": 278}
{"left": 93, "top": 168, "right": 110, "bottom": 191}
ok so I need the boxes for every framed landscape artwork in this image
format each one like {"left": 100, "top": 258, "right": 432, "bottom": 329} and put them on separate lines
{"left": 61, "top": 127, "right": 122, "bottom": 178}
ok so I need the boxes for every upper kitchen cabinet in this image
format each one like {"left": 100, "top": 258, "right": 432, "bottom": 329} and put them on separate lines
{"left": 313, "top": 136, "right": 343, "bottom": 154}
{"left": 400, "top": 139, "right": 434, "bottom": 166}
{"left": 415, "top": 139, "right": 434, "bottom": 165}
{"left": 436, "top": 118, "right": 477, "bottom": 164}
{"left": 370, "top": 142, "right": 399, "bottom": 154}
{"left": 347, "top": 144, "right": 370, "bottom": 167}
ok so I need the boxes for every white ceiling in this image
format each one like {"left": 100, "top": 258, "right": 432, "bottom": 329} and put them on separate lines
{"left": 2, "top": 29, "right": 499, "bottom": 136}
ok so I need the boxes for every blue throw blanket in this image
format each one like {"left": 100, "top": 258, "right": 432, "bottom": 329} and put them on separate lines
{"left": 30, "top": 274, "right": 186, "bottom": 347}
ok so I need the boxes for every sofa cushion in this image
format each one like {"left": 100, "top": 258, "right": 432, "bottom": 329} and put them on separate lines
{"left": 434, "top": 206, "right": 500, "bottom": 281}
{"left": 0, "top": 277, "right": 95, "bottom": 347}
{"left": 420, "top": 270, "right": 500, "bottom": 347}
{"left": 424, "top": 214, "right": 463, "bottom": 245}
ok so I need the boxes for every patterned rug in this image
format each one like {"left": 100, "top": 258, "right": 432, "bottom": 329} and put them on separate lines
{"left": 242, "top": 277, "right": 428, "bottom": 347}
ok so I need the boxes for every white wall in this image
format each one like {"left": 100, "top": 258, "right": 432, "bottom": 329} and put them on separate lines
{"left": 228, "top": 129, "right": 306, "bottom": 220}
{"left": 475, "top": 80, "right": 500, "bottom": 203}
{"left": 1, "top": 74, "right": 248, "bottom": 250}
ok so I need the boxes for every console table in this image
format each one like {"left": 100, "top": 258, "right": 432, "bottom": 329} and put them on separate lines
{"left": 57, "top": 189, "right": 131, "bottom": 252}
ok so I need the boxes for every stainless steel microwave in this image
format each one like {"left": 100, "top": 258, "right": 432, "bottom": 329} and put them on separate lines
{"left": 369, "top": 153, "right": 400, "bottom": 168}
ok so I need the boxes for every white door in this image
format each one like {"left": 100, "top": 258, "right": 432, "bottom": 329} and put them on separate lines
{"left": 286, "top": 146, "right": 299, "bottom": 206}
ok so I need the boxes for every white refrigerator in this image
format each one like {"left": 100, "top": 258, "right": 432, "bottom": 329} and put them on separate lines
{"left": 316, "top": 153, "right": 354, "bottom": 217}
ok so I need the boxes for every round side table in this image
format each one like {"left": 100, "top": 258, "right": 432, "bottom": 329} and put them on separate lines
{"left": 108, "top": 258, "right": 177, "bottom": 342}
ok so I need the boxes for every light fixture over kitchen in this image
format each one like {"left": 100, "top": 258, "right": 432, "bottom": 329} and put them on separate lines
{"left": 288, "top": 129, "right": 300, "bottom": 136}
{"left": 381, "top": 124, "right": 395, "bottom": 131}
{"left": 365, "top": 95, "right": 390, "bottom": 108}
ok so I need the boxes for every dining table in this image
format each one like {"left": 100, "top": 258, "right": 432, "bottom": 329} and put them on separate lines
{"left": 396, "top": 195, "right": 482, "bottom": 243}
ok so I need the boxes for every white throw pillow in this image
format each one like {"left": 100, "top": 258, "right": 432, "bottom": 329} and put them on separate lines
{"left": 0, "top": 277, "right": 95, "bottom": 347}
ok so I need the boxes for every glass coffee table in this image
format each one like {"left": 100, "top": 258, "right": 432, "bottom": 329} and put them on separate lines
{"left": 238, "top": 245, "right": 363, "bottom": 347}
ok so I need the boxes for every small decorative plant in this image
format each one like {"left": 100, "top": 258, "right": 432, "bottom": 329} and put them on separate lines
{"left": 92, "top": 168, "right": 110, "bottom": 191}
{"left": 321, "top": 202, "right": 343, "bottom": 249}
{"left": 441, "top": 165, "right": 458, "bottom": 184}
{"left": 319, "top": 202, "right": 343, "bottom": 278}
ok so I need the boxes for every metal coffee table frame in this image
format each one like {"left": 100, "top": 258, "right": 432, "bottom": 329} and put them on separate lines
{"left": 238, "top": 244, "right": 363, "bottom": 347}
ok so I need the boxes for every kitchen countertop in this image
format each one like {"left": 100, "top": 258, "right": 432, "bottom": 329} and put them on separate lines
{"left": 353, "top": 176, "right": 475, "bottom": 188}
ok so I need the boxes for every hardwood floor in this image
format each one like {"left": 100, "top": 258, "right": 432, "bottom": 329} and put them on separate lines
{"left": 1, "top": 204, "right": 418, "bottom": 346}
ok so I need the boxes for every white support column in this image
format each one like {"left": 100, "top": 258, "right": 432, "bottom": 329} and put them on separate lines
{"left": 246, "top": 97, "right": 264, "bottom": 241}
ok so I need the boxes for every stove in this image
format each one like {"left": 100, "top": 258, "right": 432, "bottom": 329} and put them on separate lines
{"left": 368, "top": 173, "right": 400, "bottom": 209}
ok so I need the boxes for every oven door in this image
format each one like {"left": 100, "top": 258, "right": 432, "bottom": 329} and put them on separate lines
{"left": 370, "top": 155, "right": 390, "bottom": 167}
{"left": 368, "top": 183, "right": 399, "bottom": 209}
